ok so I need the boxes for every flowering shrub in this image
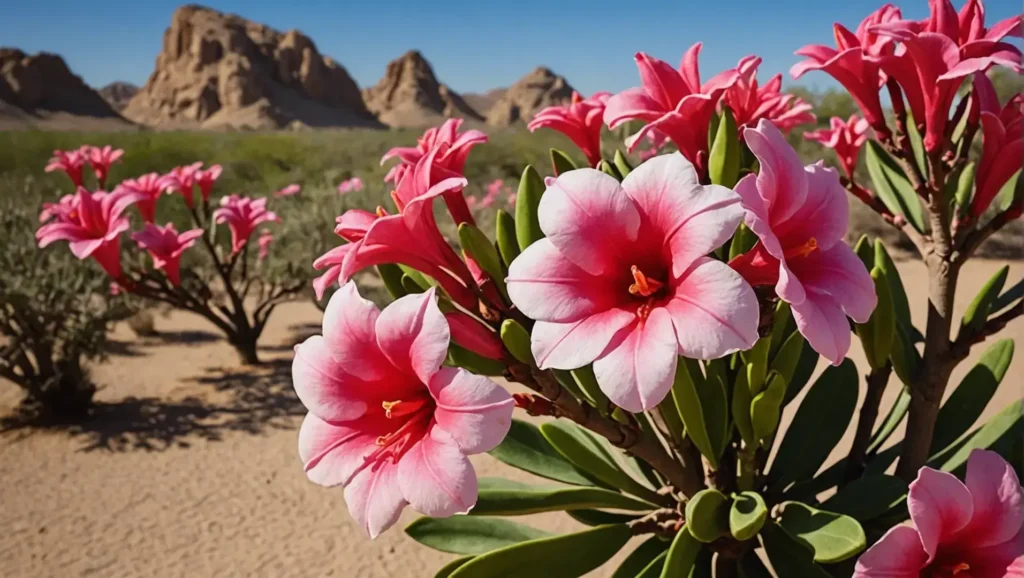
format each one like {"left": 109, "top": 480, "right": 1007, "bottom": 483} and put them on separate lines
{"left": 289, "top": 1, "right": 1024, "bottom": 575}
{"left": 37, "top": 147, "right": 306, "bottom": 365}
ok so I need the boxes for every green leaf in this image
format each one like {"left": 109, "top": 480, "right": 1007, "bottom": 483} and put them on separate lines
{"left": 550, "top": 148, "right": 578, "bottom": 176}
{"left": 729, "top": 222, "right": 758, "bottom": 263}
{"left": 961, "top": 265, "right": 1009, "bottom": 333}
{"left": 435, "top": 557, "right": 474, "bottom": 578}
{"left": 612, "top": 537, "right": 667, "bottom": 578}
{"left": 399, "top": 265, "right": 434, "bottom": 290}
{"left": 613, "top": 150, "right": 634, "bottom": 178}
{"left": 865, "top": 140, "right": 926, "bottom": 232}
{"left": 472, "top": 482, "right": 654, "bottom": 516}
{"left": 494, "top": 209, "right": 520, "bottom": 268}
{"left": 867, "top": 386, "right": 911, "bottom": 455}
{"left": 488, "top": 419, "right": 595, "bottom": 486}
{"left": 515, "top": 166, "right": 546, "bottom": 251}
{"left": 777, "top": 502, "right": 867, "bottom": 563}
{"left": 732, "top": 369, "right": 755, "bottom": 445}
{"left": 751, "top": 372, "right": 787, "bottom": 443}
{"left": 540, "top": 421, "right": 659, "bottom": 502}
{"left": 857, "top": 267, "right": 896, "bottom": 371}
{"left": 889, "top": 323, "right": 922, "bottom": 385}
{"left": 599, "top": 159, "right": 622, "bottom": 180}
{"left": 729, "top": 491, "right": 768, "bottom": 541}
{"left": 993, "top": 277, "right": 1024, "bottom": 314}
{"left": 684, "top": 489, "right": 731, "bottom": 544}
{"left": 450, "top": 524, "right": 632, "bottom": 578}
{"left": 874, "top": 240, "right": 920, "bottom": 342}
{"left": 448, "top": 343, "right": 505, "bottom": 376}
{"left": 405, "top": 517, "right": 550, "bottom": 555}
{"left": 377, "top": 264, "right": 408, "bottom": 299}
{"left": 661, "top": 526, "right": 703, "bottom": 578}
{"left": 770, "top": 331, "right": 804, "bottom": 387}
{"left": 672, "top": 358, "right": 727, "bottom": 468}
{"left": 769, "top": 360, "right": 858, "bottom": 492}
{"left": 760, "top": 522, "right": 832, "bottom": 578}
{"left": 932, "top": 339, "right": 1014, "bottom": 455}
{"left": 500, "top": 319, "right": 533, "bottom": 365}
{"left": 853, "top": 234, "right": 874, "bottom": 270}
{"left": 458, "top": 222, "right": 507, "bottom": 298}
{"left": 402, "top": 273, "right": 428, "bottom": 294}
{"left": 567, "top": 509, "right": 640, "bottom": 527}
{"left": 782, "top": 337, "right": 820, "bottom": 407}
{"left": 933, "top": 398, "right": 1024, "bottom": 475}
{"left": 709, "top": 105, "right": 741, "bottom": 187}
{"left": 820, "top": 475, "right": 908, "bottom": 522}
{"left": 953, "top": 161, "right": 976, "bottom": 217}
{"left": 638, "top": 552, "right": 667, "bottom": 578}
{"left": 769, "top": 300, "right": 795, "bottom": 356}
{"left": 906, "top": 113, "right": 929, "bottom": 181}
{"left": 572, "top": 365, "right": 610, "bottom": 410}
{"left": 995, "top": 168, "right": 1022, "bottom": 212}
{"left": 743, "top": 337, "right": 771, "bottom": 395}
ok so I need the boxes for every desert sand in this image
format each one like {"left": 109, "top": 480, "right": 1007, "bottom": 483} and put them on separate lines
{"left": 2, "top": 259, "right": 1022, "bottom": 578}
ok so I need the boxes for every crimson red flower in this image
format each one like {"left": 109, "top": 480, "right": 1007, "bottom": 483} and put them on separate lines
{"left": 528, "top": 91, "right": 611, "bottom": 167}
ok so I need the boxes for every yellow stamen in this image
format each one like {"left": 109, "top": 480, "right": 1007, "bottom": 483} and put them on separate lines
{"left": 629, "top": 265, "right": 665, "bottom": 297}
{"left": 950, "top": 563, "right": 970, "bottom": 575}
{"left": 785, "top": 237, "right": 819, "bottom": 260}
{"left": 375, "top": 205, "right": 389, "bottom": 218}
{"left": 382, "top": 400, "right": 401, "bottom": 419}
{"left": 390, "top": 190, "right": 405, "bottom": 213}
{"left": 375, "top": 434, "right": 390, "bottom": 446}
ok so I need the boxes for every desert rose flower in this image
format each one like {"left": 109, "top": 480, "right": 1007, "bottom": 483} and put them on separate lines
{"left": 294, "top": 284, "right": 514, "bottom": 538}
{"left": 725, "top": 56, "right": 815, "bottom": 134}
{"left": 44, "top": 149, "right": 87, "bottom": 187}
{"left": 82, "top": 145, "right": 124, "bottom": 188}
{"left": 36, "top": 187, "right": 145, "bottom": 279}
{"left": 337, "top": 177, "right": 364, "bottom": 194}
{"left": 506, "top": 153, "right": 759, "bottom": 411}
{"left": 968, "top": 73, "right": 1023, "bottom": 219}
{"left": 257, "top": 229, "right": 274, "bottom": 261}
{"left": 381, "top": 118, "right": 487, "bottom": 183}
{"left": 131, "top": 223, "right": 204, "bottom": 286}
{"left": 791, "top": 4, "right": 903, "bottom": 140}
{"left": 528, "top": 91, "right": 611, "bottom": 168}
{"left": 193, "top": 164, "right": 223, "bottom": 204}
{"left": 870, "top": 0, "right": 1022, "bottom": 150}
{"left": 118, "top": 173, "right": 175, "bottom": 222}
{"left": 604, "top": 44, "right": 741, "bottom": 176}
{"left": 854, "top": 449, "right": 1024, "bottom": 578}
{"left": 164, "top": 162, "right": 204, "bottom": 208}
{"left": 804, "top": 114, "right": 872, "bottom": 179}
{"left": 212, "top": 195, "right": 279, "bottom": 254}
{"left": 444, "top": 311, "right": 505, "bottom": 360}
{"left": 39, "top": 193, "right": 78, "bottom": 223}
{"left": 730, "top": 120, "right": 876, "bottom": 364}
{"left": 275, "top": 184, "right": 301, "bottom": 198}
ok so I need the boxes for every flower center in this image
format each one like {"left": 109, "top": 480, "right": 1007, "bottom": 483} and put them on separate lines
{"left": 927, "top": 562, "right": 972, "bottom": 578}
{"left": 390, "top": 190, "right": 405, "bottom": 212}
{"left": 376, "top": 205, "right": 389, "bottom": 217}
{"left": 784, "top": 237, "right": 818, "bottom": 260}
{"left": 628, "top": 265, "right": 665, "bottom": 297}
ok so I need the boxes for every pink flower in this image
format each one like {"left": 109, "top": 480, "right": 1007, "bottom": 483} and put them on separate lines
{"left": 39, "top": 194, "right": 78, "bottom": 223}
{"left": 275, "top": 184, "right": 301, "bottom": 198}
{"left": 969, "top": 73, "right": 1024, "bottom": 218}
{"left": 854, "top": 450, "right": 1024, "bottom": 578}
{"left": 337, "top": 177, "right": 364, "bottom": 194}
{"left": 528, "top": 91, "right": 611, "bottom": 168}
{"left": 44, "top": 149, "right": 87, "bottom": 187}
{"left": 194, "top": 164, "right": 222, "bottom": 204}
{"left": 870, "top": 0, "right": 1022, "bottom": 150}
{"left": 294, "top": 283, "right": 514, "bottom": 538}
{"left": 730, "top": 120, "right": 876, "bottom": 364}
{"left": 444, "top": 311, "right": 505, "bottom": 360}
{"left": 804, "top": 114, "right": 872, "bottom": 179}
{"left": 131, "top": 222, "right": 203, "bottom": 286}
{"left": 212, "top": 195, "right": 279, "bottom": 254}
{"left": 725, "top": 56, "right": 815, "bottom": 134}
{"left": 506, "top": 153, "right": 758, "bottom": 411}
{"left": 257, "top": 229, "right": 274, "bottom": 261}
{"left": 82, "top": 145, "right": 124, "bottom": 188}
{"left": 604, "top": 45, "right": 741, "bottom": 177}
{"left": 118, "top": 173, "right": 174, "bottom": 223}
{"left": 36, "top": 187, "right": 145, "bottom": 279}
{"left": 164, "top": 162, "right": 204, "bottom": 209}
{"left": 791, "top": 4, "right": 904, "bottom": 140}
{"left": 313, "top": 147, "right": 477, "bottom": 310}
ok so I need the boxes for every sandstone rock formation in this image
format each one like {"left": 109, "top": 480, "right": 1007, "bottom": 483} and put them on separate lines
{"left": 462, "top": 88, "right": 506, "bottom": 118}
{"left": 0, "top": 48, "right": 129, "bottom": 128}
{"left": 98, "top": 82, "right": 138, "bottom": 111}
{"left": 486, "top": 67, "right": 576, "bottom": 127}
{"left": 123, "top": 4, "right": 378, "bottom": 129}
{"left": 362, "top": 50, "right": 484, "bottom": 128}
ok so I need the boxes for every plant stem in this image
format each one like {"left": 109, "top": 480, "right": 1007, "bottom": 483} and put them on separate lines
{"left": 845, "top": 363, "right": 892, "bottom": 482}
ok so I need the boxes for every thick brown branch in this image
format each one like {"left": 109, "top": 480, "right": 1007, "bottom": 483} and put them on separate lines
{"left": 950, "top": 300, "right": 1024, "bottom": 362}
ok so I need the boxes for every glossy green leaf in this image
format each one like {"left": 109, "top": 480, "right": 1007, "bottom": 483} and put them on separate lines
{"left": 933, "top": 398, "right": 1024, "bottom": 475}
{"left": 550, "top": 148, "right": 578, "bottom": 176}
{"left": 770, "top": 360, "right": 858, "bottom": 492}
{"left": 612, "top": 537, "right": 667, "bottom": 578}
{"left": 488, "top": 419, "right": 595, "bottom": 486}
{"left": 760, "top": 522, "right": 832, "bottom": 578}
{"left": 515, "top": 165, "right": 546, "bottom": 251}
{"left": 572, "top": 365, "right": 610, "bottom": 410}
{"left": 782, "top": 337, "right": 820, "bottom": 406}
{"left": 993, "top": 277, "right": 1024, "bottom": 314}
{"left": 494, "top": 209, "right": 520, "bottom": 268}
{"left": 953, "top": 161, "right": 976, "bottom": 217}
{"left": 769, "top": 300, "right": 795, "bottom": 358}
{"left": 744, "top": 337, "right": 771, "bottom": 395}
{"left": 399, "top": 265, "right": 434, "bottom": 290}
{"left": 931, "top": 339, "right": 1014, "bottom": 455}
{"left": 729, "top": 221, "right": 758, "bottom": 262}
{"left": 730, "top": 491, "right": 768, "bottom": 541}
{"left": 599, "top": 159, "right": 622, "bottom": 180}
{"left": 472, "top": 481, "right": 653, "bottom": 516}
{"left": 961, "top": 265, "right": 1009, "bottom": 333}
{"left": 867, "top": 386, "right": 912, "bottom": 455}
{"left": 889, "top": 323, "right": 922, "bottom": 385}
{"left": 448, "top": 343, "right": 505, "bottom": 376}
{"left": 436, "top": 557, "right": 473, "bottom": 578}
{"left": 499, "top": 319, "right": 533, "bottom": 365}
{"left": 751, "top": 372, "right": 787, "bottom": 443}
{"left": 661, "top": 526, "right": 703, "bottom": 578}
{"left": 709, "top": 105, "right": 741, "bottom": 187}
{"left": 684, "top": 489, "right": 731, "bottom": 544}
{"left": 450, "top": 524, "right": 631, "bottom": 578}
{"left": 874, "top": 239, "right": 919, "bottom": 341}
{"left": 406, "top": 516, "right": 550, "bottom": 555}
{"left": 459, "top": 222, "right": 507, "bottom": 298}
{"left": 402, "top": 273, "right": 428, "bottom": 294}
{"left": 567, "top": 509, "right": 640, "bottom": 527}
{"left": 820, "top": 475, "right": 908, "bottom": 522}
{"left": 540, "top": 421, "right": 659, "bottom": 502}
{"left": 777, "top": 502, "right": 866, "bottom": 563}
{"left": 770, "top": 331, "right": 804, "bottom": 387}
{"left": 638, "top": 552, "right": 667, "bottom": 578}
{"left": 671, "top": 358, "right": 727, "bottom": 468}
{"left": 995, "top": 168, "right": 1022, "bottom": 212}
{"left": 858, "top": 267, "right": 896, "bottom": 371}
{"left": 732, "top": 369, "right": 755, "bottom": 446}
{"left": 853, "top": 234, "right": 874, "bottom": 270}
{"left": 865, "top": 140, "right": 926, "bottom": 232}
{"left": 613, "top": 150, "right": 634, "bottom": 178}
{"left": 377, "top": 264, "right": 408, "bottom": 299}
{"left": 906, "top": 112, "right": 929, "bottom": 180}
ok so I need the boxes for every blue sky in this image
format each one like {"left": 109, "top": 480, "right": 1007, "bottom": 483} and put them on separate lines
{"left": 2, "top": 0, "right": 1020, "bottom": 95}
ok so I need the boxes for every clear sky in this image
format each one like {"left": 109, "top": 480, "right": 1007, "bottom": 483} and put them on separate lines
{"left": 2, "top": 0, "right": 1021, "bottom": 96}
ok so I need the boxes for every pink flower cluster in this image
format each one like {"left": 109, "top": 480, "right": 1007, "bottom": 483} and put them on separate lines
{"left": 337, "top": 177, "right": 363, "bottom": 194}
{"left": 213, "top": 195, "right": 280, "bottom": 254}
{"left": 529, "top": 91, "right": 611, "bottom": 168}
{"left": 468, "top": 178, "right": 515, "bottom": 211}
{"left": 45, "top": 145, "right": 124, "bottom": 188}
{"left": 805, "top": 114, "right": 872, "bottom": 179}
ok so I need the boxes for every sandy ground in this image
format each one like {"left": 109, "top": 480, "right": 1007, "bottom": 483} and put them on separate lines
{"left": 1, "top": 259, "right": 1022, "bottom": 578}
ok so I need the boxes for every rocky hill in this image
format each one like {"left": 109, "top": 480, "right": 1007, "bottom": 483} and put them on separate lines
{"left": 122, "top": 4, "right": 378, "bottom": 130}
{"left": 98, "top": 82, "right": 139, "bottom": 111}
{"left": 486, "top": 67, "right": 575, "bottom": 127}
{"left": 362, "top": 50, "right": 483, "bottom": 128}
{"left": 0, "top": 48, "right": 130, "bottom": 129}
{"left": 462, "top": 88, "right": 506, "bottom": 118}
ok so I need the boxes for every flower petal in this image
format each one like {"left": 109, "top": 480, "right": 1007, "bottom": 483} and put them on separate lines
{"left": 790, "top": 291, "right": 853, "bottom": 365}
{"left": 775, "top": 163, "right": 849, "bottom": 252}
{"left": 908, "top": 466, "right": 974, "bottom": 562}
{"left": 298, "top": 412, "right": 385, "bottom": 487}
{"left": 531, "top": 308, "right": 637, "bottom": 370}
{"left": 592, "top": 308, "right": 677, "bottom": 412}
{"left": 507, "top": 239, "right": 620, "bottom": 323}
{"left": 428, "top": 367, "right": 515, "bottom": 454}
{"left": 398, "top": 427, "right": 478, "bottom": 518}
{"left": 344, "top": 460, "right": 407, "bottom": 539}
{"left": 852, "top": 525, "right": 928, "bottom": 578}
{"left": 375, "top": 288, "right": 450, "bottom": 385}
{"left": 744, "top": 119, "right": 808, "bottom": 228}
{"left": 790, "top": 245, "right": 877, "bottom": 324}
{"left": 961, "top": 449, "right": 1024, "bottom": 549}
{"left": 664, "top": 257, "right": 759, "bottom": 359}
